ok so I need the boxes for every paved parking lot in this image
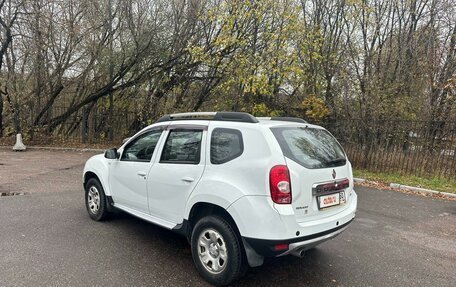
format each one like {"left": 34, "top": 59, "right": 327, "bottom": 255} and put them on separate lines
{"left": 0, "top": 148, "right": 98, "bottom": 194}
{"left": 0, "top": 148, "right": 455, "bottom": 286}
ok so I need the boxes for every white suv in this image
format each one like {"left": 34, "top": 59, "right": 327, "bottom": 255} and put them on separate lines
{"left": 83, "top": 112, "right": 357, "bottom": 286}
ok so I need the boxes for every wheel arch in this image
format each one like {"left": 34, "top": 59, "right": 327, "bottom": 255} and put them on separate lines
{"left": 176, "top": 202, "right": 240, "bottom": 241}
{"left": 83, "top": 171, "right": 100, "bottom": 187}
{"left": 188, "top": 202, "right": 239, "bottom": 233}
{"left": 83, "top": 168, "right": 111, "bottom": 195}
{"left": 182, "top": 201, "right": 264, "bottom": 268}
{"left": 82, "top": 154, "right": 112, "bottom": 196}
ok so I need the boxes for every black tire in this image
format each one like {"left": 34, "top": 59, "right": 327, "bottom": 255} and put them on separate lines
{"left": 84, "top": 178, "right": 110, "bottom": 221}
{"left": 191, "top": 215, "right": 246, "bottom": 286}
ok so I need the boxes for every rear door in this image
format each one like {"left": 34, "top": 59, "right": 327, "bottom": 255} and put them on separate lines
{"left": 271, "top": 126, "right": 353, "bottom": 222}
{"left": 147, "top": 125, "right": 207, "bottom": 224}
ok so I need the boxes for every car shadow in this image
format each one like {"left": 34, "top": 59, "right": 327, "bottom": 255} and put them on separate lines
{"left": 105, "top": 212, "right": 337, "bottom": 287}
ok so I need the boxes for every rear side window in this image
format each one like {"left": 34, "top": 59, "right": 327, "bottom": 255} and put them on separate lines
{"left": 160, "top": 129, "right": 203, "bottom": 164}
{"left": 271, "top": 127, "right": 346, "bottom": 169}
{"left": 210, "top": 128, "right": 243, "bottom": 164}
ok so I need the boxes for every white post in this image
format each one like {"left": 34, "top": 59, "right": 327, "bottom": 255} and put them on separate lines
{"left": 13, "top": 133, "right": 26, "bottom": 151}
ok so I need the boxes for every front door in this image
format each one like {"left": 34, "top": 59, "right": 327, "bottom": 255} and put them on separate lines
{"left": 110, "top": 129, "right": 163, "bottom": 214}
{"left": 148, "top": 126, "right": 206, "bottom": 224}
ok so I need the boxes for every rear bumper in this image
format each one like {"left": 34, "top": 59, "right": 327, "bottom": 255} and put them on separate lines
{"left": 243, "top": 219, "right": 353, "bottom": 257}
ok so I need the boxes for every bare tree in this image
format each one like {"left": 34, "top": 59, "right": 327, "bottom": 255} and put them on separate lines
{"left": 0, "top": 0, "right": 22, "bottom": 135}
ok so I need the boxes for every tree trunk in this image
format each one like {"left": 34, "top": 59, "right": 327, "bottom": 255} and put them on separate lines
{"left": 324, "top": 74, "right": 336, "bottom": 121}
{"left": 0, "top": 95, "right": 3, "bottom": 136}
{"left": 108, "top": 0, "right": 114, "bottom": 141}
{"left": 13, "top": 101, "right": 20, "bottom": 134}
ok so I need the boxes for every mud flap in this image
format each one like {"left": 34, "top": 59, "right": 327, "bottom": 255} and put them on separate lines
{"left": 242, "top": 238, "right": 264, "bottom": 267}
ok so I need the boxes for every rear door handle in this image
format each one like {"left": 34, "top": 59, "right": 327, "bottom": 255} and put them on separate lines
{"left": 181, "top": 177, "right": 195, "bottom": 182}
{"left": 137, "top": 171, "right": 147, "bottom": 177}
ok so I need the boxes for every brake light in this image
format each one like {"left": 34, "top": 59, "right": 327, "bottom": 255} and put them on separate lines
{"left": 269, "top": 165, "right": 292, "bottom": 204}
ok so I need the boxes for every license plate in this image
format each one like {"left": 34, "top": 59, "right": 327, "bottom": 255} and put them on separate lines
{"left": 318, "top": 192, "right": 345, "bottom": 209}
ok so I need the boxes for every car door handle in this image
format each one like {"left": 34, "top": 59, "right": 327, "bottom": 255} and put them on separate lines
{"left": 137, "top": 171, "right": 147, "bottom": 177}
{"left": 181, "top": 177, "right": 195, "bottom": 182}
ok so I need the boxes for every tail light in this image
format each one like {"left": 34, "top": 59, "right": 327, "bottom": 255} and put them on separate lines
{"left": 269, "top": 165, "right": 292, "bottom": 204}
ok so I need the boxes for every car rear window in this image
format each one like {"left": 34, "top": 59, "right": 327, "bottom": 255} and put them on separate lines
{"left": 271, "top": 126, "right": 346, "bottom": 169}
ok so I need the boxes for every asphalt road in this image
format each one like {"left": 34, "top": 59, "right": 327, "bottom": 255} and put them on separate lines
{"left": 0, "top": 149, "right": 455, "bottom": 286}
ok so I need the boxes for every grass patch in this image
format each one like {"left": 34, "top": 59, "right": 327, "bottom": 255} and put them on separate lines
{"left": 353, "top": 170, "right": 456, "bottom": 194}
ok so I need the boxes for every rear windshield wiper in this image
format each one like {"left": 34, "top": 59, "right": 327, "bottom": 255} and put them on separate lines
{"left": 326, "top": 158, "right": 346, "bottom": 166}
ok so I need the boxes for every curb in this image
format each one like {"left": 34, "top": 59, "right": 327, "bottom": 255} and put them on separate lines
{"left": 354, "top": 177, "right": 456, "bottom": 198}
{"left": 0, "top": 145, "right": 104, "bottom": 152}
{"left": 389, "top": 183, "right": 456, "bottom": 198}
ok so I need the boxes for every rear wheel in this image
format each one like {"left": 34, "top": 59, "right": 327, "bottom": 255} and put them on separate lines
{"left": 85, "top": 178, "right": 110, "bottom": 221}
{"left": 191, "top": 215, "right": 246, "bottom": 286}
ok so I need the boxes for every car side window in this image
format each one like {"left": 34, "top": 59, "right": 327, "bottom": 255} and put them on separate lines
{"left": 121, "top": 130, "right": 162, "bottom": 162}
{"left": 160, "top": 129, "right": 203, "bottom": 164}
{"left": 210, "top": 128, "right": 243, "bottom": 164}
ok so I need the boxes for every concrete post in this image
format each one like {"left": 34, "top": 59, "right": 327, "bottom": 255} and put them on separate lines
{"left": 13, "top": 133, "right": 26, "bottom": 151}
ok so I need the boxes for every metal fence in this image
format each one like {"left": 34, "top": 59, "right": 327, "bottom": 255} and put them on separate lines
{"left": 322, "top": 119, "right": 456, "bottom": 179}
{"left": 30, "top": 106, "right": 142, "bottom": 145}
{"left": 6, "top": 106, "right": 456, "bottom": 179}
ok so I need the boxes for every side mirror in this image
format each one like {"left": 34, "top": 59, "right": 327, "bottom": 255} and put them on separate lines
{"left": 122, "top": 137, "right": 131, "bottom": 144}
{"left": 104, "top": 148, "right": 119, "bottom": 159}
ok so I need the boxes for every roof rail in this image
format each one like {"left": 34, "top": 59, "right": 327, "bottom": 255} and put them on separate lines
{"left": 257, "top": 117, "right": 307, "bottom": 124}
{"left": 156, "top": 112, "right": 259, "bottom": 123}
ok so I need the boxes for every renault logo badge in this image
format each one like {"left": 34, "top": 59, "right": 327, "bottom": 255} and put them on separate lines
{"left": 332, "top": 169, "right": 336, "bottom": 179}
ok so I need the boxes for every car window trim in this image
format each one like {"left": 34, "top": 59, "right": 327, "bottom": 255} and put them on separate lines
{"left": 167, "top": 124, "right": 208, "bottom": 131}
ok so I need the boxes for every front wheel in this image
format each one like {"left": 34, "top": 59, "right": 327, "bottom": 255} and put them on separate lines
{"left": 191, "top": 215, "right": 246, "bottom": 286}
{"left": 85, "top": 178, "right": 110, "bottom": 221}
